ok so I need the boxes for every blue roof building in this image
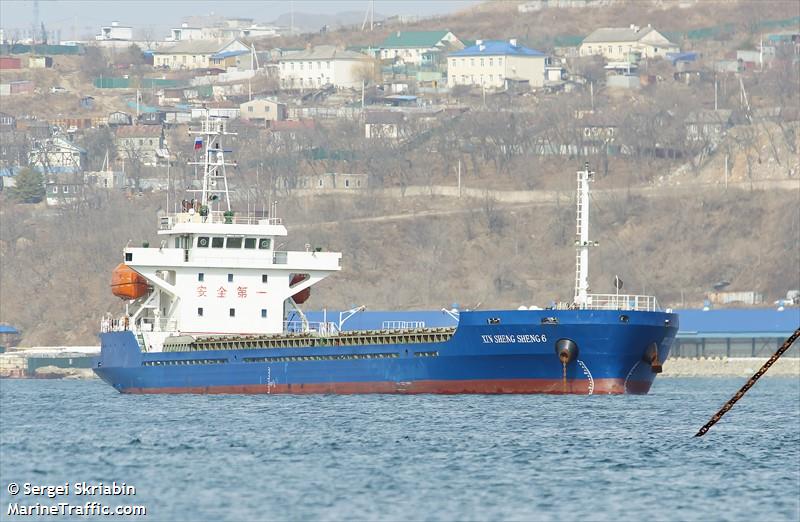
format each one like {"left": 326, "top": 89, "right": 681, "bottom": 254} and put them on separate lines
{"left": 446, "top": 39, "right": 550, "bottom": 89}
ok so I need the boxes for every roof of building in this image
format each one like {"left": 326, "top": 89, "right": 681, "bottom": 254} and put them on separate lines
{"left": 449, "top": 40, "right": 545, "bottom": 57}
{"left": 675, "top": 308, "right": 800, "bottom": 337}
{"left": 211, "top": 49, "right": 250, "bottom": 60}
{"left": 0, "top": 324, "right": 19, "bottom": 334}
{"left": 380, "top": 30, "right": 452, "bottom": 49}
{"left": 582, "top": 26, "right": 671, "bottom": 44}
{"left": 685, "top": 109, "right": 733, "bottom": 123}
{"left": 279, "top": 45, "right": 366, "bottom": 61}
{"left": 365, "top": 111, "right": 405, "bottom": 124}
{"left": 115, "top": 125, "right": 162, "bottom": 137}
{"left": 270, "top": 119, "right": 316, "bottom": 131}
{"left": 155, "top": 39, "right": 242, "bottom": 55}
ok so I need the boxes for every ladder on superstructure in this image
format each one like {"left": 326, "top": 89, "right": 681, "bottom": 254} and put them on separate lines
{"left": 574, "top": 163, "right": 595, "bottom": 307}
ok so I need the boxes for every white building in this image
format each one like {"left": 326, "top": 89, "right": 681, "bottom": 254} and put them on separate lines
{"left": 278, "top": 46, "right": 369, "bottom": 89}
{"left": 448, "top": 39, "right": 548, "bottom": 89}
{"left": 379, "top": 30, "right": 462, "bottom": 65}
{"left": 96, "top": 21, "right": 133, "bottom": 41}
{"left": 580, "top": 25, "right": 679, "bottom": 60}
{"left": 152, "top": 39, "right": 249, "bottom": 70}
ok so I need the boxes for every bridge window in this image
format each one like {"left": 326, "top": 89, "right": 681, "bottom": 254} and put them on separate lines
{"left": 258, "top": 238, "right": 271, "bottom": 249}
{"left": 197, "top": 237, "right": 210, "bottom": 247}
{"left": 229, "top": 308, "right": 235, "bottom": 317}
{"left": 197, "top": 307, "right": 203, "bottom": 316}
{"left": 262, "top": 274, "right": 268, "bottom": 283}
{"left": 227, "top": 273, "right": 234, "bottom": 282}
{"left": 198, "top": 273, "right": 204, "bottom": 282}
{"left": 211, "top": 237, "right": 224, "bottom": 248}
{"left": 244, "top": 238, "right": 257, "bottom": 249}
{"left": 261, "top": 309, "right": 267, "bottom": 318}
{"left": 226, "top": 237, "right": 242, "bottom": 248}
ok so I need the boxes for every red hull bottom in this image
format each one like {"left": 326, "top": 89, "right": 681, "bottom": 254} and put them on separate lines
{"left": 123, "top": 378, "right": 653, "bottom": 395}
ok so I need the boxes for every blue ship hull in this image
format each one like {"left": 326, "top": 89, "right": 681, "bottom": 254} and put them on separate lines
{"left": 94, "top": 310, "right": 678, "bottom": 395}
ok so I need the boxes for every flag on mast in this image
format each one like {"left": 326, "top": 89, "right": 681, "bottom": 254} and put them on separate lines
{"left": 194, "top": 137, "right": 203, "bottom": 150}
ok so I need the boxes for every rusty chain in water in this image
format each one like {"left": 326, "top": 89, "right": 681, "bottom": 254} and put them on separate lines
{"left": 695, "top": 327, "right": 800, "bottom": 437}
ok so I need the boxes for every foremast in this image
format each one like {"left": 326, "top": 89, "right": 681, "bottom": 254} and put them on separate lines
{"left": 187, "top": 112, "right": 236, "bottom": 213}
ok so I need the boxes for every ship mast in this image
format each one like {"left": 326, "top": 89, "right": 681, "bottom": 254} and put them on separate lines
{"left": 187, "top": 111, "right": 237, "bottom": 212}
{"left": 574, "top": 162, "right": 595, "bottom": 307}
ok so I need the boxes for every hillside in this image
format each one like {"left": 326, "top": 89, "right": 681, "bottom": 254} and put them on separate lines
{"left": 1, "top": 179, "right": 798, "bottom": 346}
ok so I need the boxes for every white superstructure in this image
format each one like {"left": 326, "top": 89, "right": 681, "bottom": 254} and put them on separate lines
{"left": 107, "top": 113, "right": 341, "bottom": 350}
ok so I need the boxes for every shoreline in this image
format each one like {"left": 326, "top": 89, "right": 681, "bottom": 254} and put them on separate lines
{"left": 661, "top": 357, "right": 799, "bottom": 377}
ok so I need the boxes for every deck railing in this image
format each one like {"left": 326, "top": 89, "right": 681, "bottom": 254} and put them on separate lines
{"left": 583, "top": 294, "right": 659, "bottom": 312}
{"left": 159, "top": 211, "right": 282, "bottom": 230}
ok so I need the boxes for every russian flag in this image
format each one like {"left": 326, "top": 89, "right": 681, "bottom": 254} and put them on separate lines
{"left": 194, "top": 137, "right": 203, "bottom": 150}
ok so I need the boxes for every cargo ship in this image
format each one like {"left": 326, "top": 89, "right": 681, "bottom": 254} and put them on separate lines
{"left": 94, "top": 114, "right": 677, "bottom": 395}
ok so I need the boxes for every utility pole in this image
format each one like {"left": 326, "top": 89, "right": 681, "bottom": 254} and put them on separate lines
{"left": 457, "top": 159, "right": 462, "bottom": 197}
{"left": 714, "top": 75, "right": 718, "bottom": 111}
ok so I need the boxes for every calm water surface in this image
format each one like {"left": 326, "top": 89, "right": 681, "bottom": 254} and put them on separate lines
{"left": 1, "top": 377, "right": 798, "bottom": 521}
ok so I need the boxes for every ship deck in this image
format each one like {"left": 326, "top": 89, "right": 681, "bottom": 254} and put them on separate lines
{"left": 164, "top": 327, "right": 457, "bottom": 352}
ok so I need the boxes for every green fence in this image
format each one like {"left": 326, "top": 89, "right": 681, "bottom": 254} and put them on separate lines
{"left": 94, "top": 77, "right": 186, "bottom": 89}
{"left": 1, "top": 43, "right": 83, "bottom": 55}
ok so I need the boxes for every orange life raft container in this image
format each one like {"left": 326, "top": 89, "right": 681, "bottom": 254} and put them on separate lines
{"left": 111, "top": 263, "right": 149, "bottom": 300}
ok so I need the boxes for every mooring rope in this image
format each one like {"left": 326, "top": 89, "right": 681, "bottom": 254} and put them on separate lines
{"left": 694, "top": 327, "right": 800, "bottom": 437}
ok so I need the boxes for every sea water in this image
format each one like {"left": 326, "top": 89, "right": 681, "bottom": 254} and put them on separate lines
{"left": 1, "top": 377, "right": 798, "bottom": 521}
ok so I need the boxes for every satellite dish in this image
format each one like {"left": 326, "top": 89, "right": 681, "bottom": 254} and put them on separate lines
{"left": 614, "top": 275, "right": 623, "bottom": 290}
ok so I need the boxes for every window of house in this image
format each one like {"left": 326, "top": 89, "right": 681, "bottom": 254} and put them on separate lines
{"left": 471, "top": 58, "right": 475, "bottom": 66}
{"left": 319, "top": 178, "right": 323, "bottom": 187}
{"left": 244, "top": 238, "right": 257, "bottom": 249}
{"left": 211, "top": 237, "right": 224, "bottom": 248}
{"left": 229, "top": 308, "right": 235, "bottom": 317}
{"left": 258, "top": 238, "right": 271, "bottom": 249}
{"left": 248, "top": 106, "right": 253, "bottom": 112}
{"left": 227, "top": 273, "right": 234, "bottom": 282}
{"left": 198, "top": 307, "right": 203, "bottom": 316}
{"left": 261, "top": 309, "right": 267, "bottom": 318}
{"left": 63, "top": 186, "right": 69, "bottom": 194}
{"left": 480, "top": 58, "right": 484, "bottom": 66}
{"left": 489, "top": 58, "right": 493, "bottom": 66}
{"left": 226, "top": 237, "right": 243, "bottom": 248}
{"left": 262, "top": 274, "right": 268, "bottom": 283}
{"left": 356, "top": 180, "right": 361, "bottom": 187}
{"left": 197, "top": 236, "right": 210, "bottom": 247}
{"left": 198, "top": 273, "right": 204, "bottom": 282}
{"left": 345, "top": 179, "right": 350, "bottom": 187}
{"left": 51, "top": 186, "right": 58, "bottom": 194}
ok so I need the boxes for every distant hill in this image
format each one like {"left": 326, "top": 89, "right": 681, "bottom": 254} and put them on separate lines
{"left": 271, "top": 11, "right": 386, "bottom": 34}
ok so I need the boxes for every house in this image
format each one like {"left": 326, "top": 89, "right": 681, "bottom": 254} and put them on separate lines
{"left": 447, "top": 39, "right": 548, "bottom": 89}
{"left": 580, "top": 25, "right": 679, "bottom": 61}
{"left": 364, "top": 111, "right": 406, "bottom": 139}
{"left": 210, "top": 49, "right": 254, "bottom": 71}
{"left": 0, "top": 111, "right": 15, "bottom": 130}
{"left": 240, "top": 99, "right": 287, "bottom": 123}
{"left": 96, "top": 21, "right": 133, "bottom": 41}
{"left": 28, "top": 136, "right": 87, "bottom": 173}
{"left": 378, "top": 31, "right": 462, "bottom": 65}
{"left": 278, "top": 46, "right": 369, "bottom": 89}
{"left": 107, "top": 112, "right": 133, "bottom": 126}
{"left": 296, "top": 172, "right": 369, "bottom": 190}
{"left": 152, "top": 39, "right": 249, "bottom": 70}
{"left": 45, "top": 177, "right": 87, "bottom": 207}
{"left": 115, "top": 125, "right": 167, "bottom": 166}
{"left": 685, "top": 109, "right": 733, "bottom": 143}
